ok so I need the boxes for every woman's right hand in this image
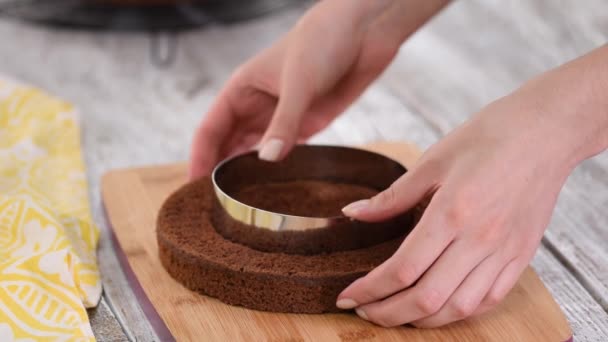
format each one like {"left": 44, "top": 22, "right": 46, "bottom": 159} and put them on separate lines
{"left": 189, "top": 0, "right": 447, "bottom": 179}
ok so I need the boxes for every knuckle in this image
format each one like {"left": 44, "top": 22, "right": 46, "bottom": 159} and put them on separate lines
{"left": 484, "top": 289, "right": 506, "bottom": 307}
{"left": 451, "top": 298, "right": 477, "bottom": 318}
{"left": 415, "top": 288, "right": 444, "bottom": 315}
{"left": 373, "top": 314, "right": 400, "bottom": 328}
{"left": 443, "top": 191, "right": 476, "bottom": 231}
{"left": 475, "top": 223, "right": 504, "bottom": 246}
{"left": 374, "top": 186, "right": 398, "bottom": 209}
{"left": 394, "top": 262, "right": 418, "bottom": 287}
{"left": 372, "top": 316, "right": 395, "bottom": 328}
{"left": 362, "top": 308, "right": 393, "bottom": 328}
{"left": 358, "top": 289, "right": 376, "bottom": 306}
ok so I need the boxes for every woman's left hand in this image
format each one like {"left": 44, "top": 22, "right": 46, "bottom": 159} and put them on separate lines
{"left": 336, "top": 85, "right": 579, "bottom": 327}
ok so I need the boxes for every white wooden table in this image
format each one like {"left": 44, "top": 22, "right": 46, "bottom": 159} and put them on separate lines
{"left": 1, "top": 1, "right": 607, "bottom": 341}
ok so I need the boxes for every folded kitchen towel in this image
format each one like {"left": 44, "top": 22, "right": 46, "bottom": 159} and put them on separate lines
{"left": 0, "top": 77, "right": 100, "bottom": 341}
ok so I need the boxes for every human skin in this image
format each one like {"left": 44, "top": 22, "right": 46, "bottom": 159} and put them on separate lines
{"left": 189, "top": 0, "right": 450, "bottom": 177}
{"left": 338, "top": 44, "right": 608, "bottom": 327}
{"left": 189, "top": 0, "right": 608, "bottom": 328}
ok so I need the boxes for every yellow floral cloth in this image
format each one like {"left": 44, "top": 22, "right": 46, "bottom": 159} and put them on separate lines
{"left": 0, "top": 77, "right": 100, "bottom": 341}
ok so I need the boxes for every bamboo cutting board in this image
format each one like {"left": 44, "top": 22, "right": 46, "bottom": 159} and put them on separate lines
{"left": 101, "top": 141, "right": 572, "bottom": 342}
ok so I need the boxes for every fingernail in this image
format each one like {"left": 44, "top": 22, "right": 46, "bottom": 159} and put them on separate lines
{"left": 355, "top": 308, "right": 368, "bottom": 321}
{"left": 258, "top": 138, "right": 284, "bottom": 161}
{"left": 342, "top": 200, "right": 370, "bottom": 216}
{"left": 336, "top": 298, "right": 358, "bottom": 309}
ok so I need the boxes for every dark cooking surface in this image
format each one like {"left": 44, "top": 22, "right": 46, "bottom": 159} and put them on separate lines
{"left": 0, "top": 0, "right": 304, "bottom": 30}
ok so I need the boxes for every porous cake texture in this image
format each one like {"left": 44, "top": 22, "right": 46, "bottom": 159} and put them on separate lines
{"left": 157, "top": 178, "right": 421, "bottom": 313}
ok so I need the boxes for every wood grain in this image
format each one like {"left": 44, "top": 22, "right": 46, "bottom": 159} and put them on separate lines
{"left": 533, "top": 247, "right": 608, "bottom": 341}
{"left": 101, "top": 142, "right": 571, "bottom": 342}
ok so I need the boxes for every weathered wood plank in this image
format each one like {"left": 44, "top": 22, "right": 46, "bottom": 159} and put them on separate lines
{"left": 311, "top": 83, "right": 440, "bottom": 149}
{"left": 94, "top": 222, "right": 158, "bottom": 341}
{"left": 382, "top": 0, "right": 608, "bottom": 132}
{"left": 533, "top": 246, "right": 608, "bottom": 342}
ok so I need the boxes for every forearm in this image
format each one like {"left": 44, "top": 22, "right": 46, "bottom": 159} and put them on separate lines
{"left": 514, "top": 45, "right": 608, "bottom": 168}
{"left": 375, "top": 0, "right": 452, "bottom": 43}
{"left": 314, "top": 0, "right": 451, "bottom": 46}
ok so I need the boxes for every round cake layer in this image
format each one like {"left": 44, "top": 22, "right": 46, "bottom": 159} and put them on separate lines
{"left": 212, "top": 180, "right": 417, "bottom": 255}
{"left": 157, "top": 178, "right": 417, "bottom": 313}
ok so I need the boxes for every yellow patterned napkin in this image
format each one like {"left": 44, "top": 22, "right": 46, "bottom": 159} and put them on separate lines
{"left": 0, "top": 77, "right": 100, "bottom": 341}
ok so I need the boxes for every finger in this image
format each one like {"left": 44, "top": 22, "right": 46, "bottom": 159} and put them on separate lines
{"left": 189, "top": 94, "right": 235, "bottom": 180}
{"left": 337, "top": 193, "right": 455, "bottom": 310}
{"left": 354, "top": 237, "right": 492, "bottom": 327}
{"left": 473, "top": 256, "right": 529, "bottom": 317}
{"left": 342, "top": 162, "right": 438, "bottom": 222}
{"left": 411, "top": 250, "right": 510, "bottom": 328}
{"left": 257, "top": 53, "right": 319, "bottom": 162}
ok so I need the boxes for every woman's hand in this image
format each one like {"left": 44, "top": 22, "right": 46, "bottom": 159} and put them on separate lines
{"left": 337, "top": 45, "right": 608, "bottom": 328}
{"left": 337, "top": 98, "right": 572, "bottom": 328}
{"left": 189, "top": 0, "right": 449, "bottom": 178}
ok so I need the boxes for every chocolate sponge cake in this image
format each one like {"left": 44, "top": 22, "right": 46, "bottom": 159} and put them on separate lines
{"left": 211, "top": 180, "right": 416, "bottom": 255}
{"left": 157, "top": 178, "right": 421, "bottom": 313}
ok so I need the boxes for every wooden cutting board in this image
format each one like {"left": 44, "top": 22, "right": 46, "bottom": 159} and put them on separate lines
{"left": 101, "top": 141, "right": 572, "bottom": 342}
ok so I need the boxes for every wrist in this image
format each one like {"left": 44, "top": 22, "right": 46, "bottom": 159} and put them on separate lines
{"left": 318, "top": 0, "right": 450, "bottom": 46}
{"left": 380, "top": 0, "right": 452, "bottom": 42}
{"left": 514, "top": 45, "right": 608, "bottom": 170}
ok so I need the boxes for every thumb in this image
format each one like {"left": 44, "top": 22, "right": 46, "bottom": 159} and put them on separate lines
{"left": 342, "top": 167, "right": 435, "bottom": 222}
{"left": 258, "top": 62, "right": 317, "bottom": 162}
